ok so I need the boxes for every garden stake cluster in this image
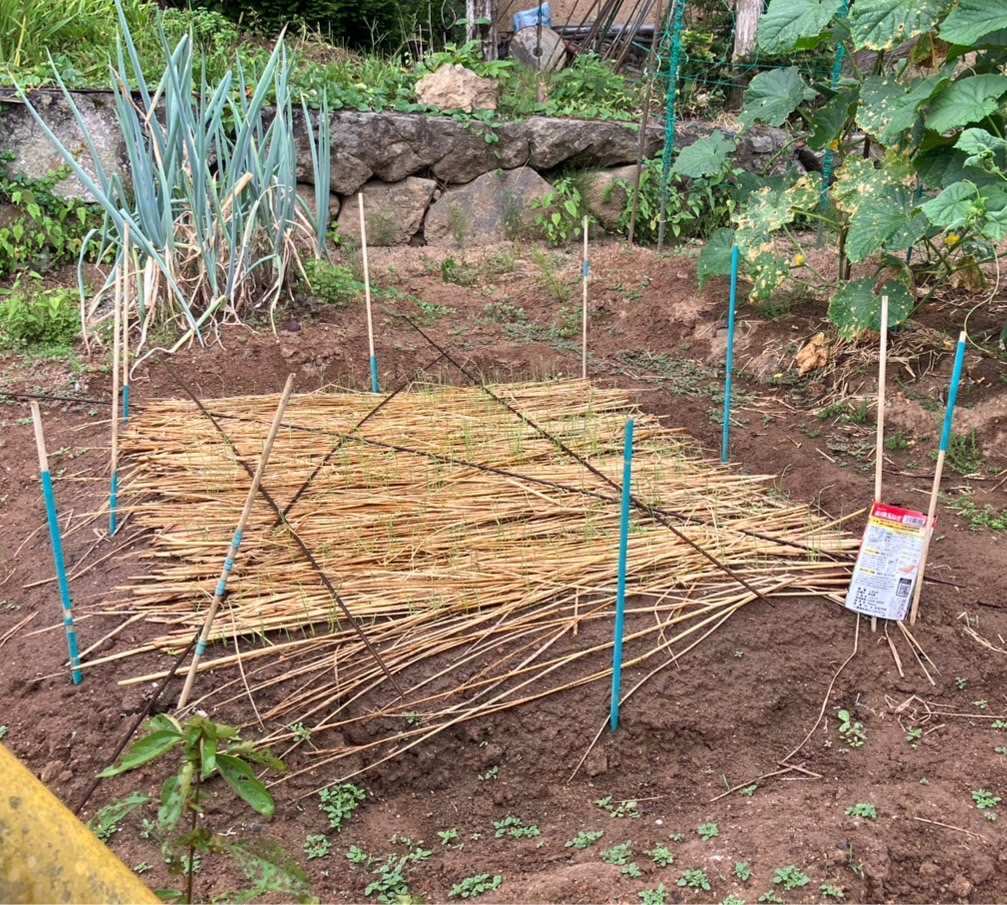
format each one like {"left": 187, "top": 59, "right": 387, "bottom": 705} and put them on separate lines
{"left": 98, "top": 380, "right": 857, "bottom": 781}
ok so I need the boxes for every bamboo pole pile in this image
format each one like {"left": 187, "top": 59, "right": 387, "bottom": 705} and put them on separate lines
{"left": 98, "top": 379, "right": 857, "bottom": 780}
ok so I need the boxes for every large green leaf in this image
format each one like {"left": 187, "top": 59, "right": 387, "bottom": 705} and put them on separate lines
{"left": 697, "top": 228, "right": 736, "bottom": 288}
{"left": 809, "top": 86, "right": 859, "bottom": 150}
{"left": 828, "top": 279, "right": 915, "bottom": 339}
{"left": 940, "top": 0, "right": 1007, "bottom": 46}
{"left": 98, "top": 728, "right": 184, "bottom": 777}
{"left": 739, "top": 67, "right": 816, "bottom": 130}
{"left": 671, "top": 132, "right": 737, "bottom": 178}
{"left": 914, "top": 142, "right": 997, "bottom": 189}
{"left": 926, "top": 74, "right": 1007, "bottom": 133}
{"left": 857, "top": 75, "right": 944, "bottom": 145}
{"left": 979, "top": 184, "right": 1007, "bottom": 241}
{"left": 849, "top": 0, "right": 947, "bottom": 50}
{"left": 919, "top": 180, "right": 979, "bottom": 229}
{"left": 216, "top": 754, "right": 277, "bottom": 817}
{"left": 833, "top": 155, "right": 914, "bottom": 216}
{"left": 844, "top": 186, "right": 928, "bottom": 261}
{"left": 758, "top": 0, "right": 844, "bottom": 53}
{"left": 956, "top": 127, "right": 1007, "bottom": 166}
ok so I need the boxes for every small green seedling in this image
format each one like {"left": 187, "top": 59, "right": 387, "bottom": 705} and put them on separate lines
{"left": 735, "top": 861, "right": 753, "bottom": 882}
{"left": 319, "top": 783, "right": 366, "bottom": 831}
{"left": 739, "top": 784, "right": 758, "bottom": 797}
{"left": 697, "top": 822, "right": 720, "bottom": 840}
{"left": 721, "top": 895, "right": 747, "bottom": 905}
{"left": 601, "top": 842, "right": 634, "bottom": 865}
{"left": 438, "top": 828, "right": 460, "bottom": 845}
{"left": 449, "top": 874, "right": 503, "bottom": 898}
{"left": 773, "top": 866, "right": 810, "bottom": 890}
{"left": 972, "top": 789, "right": 1001, "bottom": 820}
{"left": 668, "top": 832, "right": 686, "bottom": 842}
{"left": 906, "top": 727, "right": 922, "bottom": 748}
{"left": 837, "top": 710, "right": 866, "bottom": 748}
{"left": 493, "top": 816, "right": 541, "bottom": 839}
{"left": 955, "top": 677, "right": 968, "bottom": 690}
{"left": 647, "top": 845, "right": 675, "bottom": 867}
{"left": 304, "top": 835, "right": 331, "bottom": 859}
{"left": 478, "top": 766, "right": 500, "bottom": 781}
{"left": 565, "top": 830, "right": 604, "bottom": 849}
{"left": 821, "top": 884, "right": 845, "bottom": 899}
{"left": 622, "top": 863, "right": 643, "bottom": 878}
{"left": 595, "top": 795, "right": 639, "bottom": 818}
{"left": 677, "top": 869, "right": 712, "bottom": 890}
{"left": 638, "top": 884, "right": 668, "bottom": 905}
{"left": 758, "top": 893, "right": 783, "bottom": 904}
{"left": 87, "top": 792, "right": 151, "bottom": 843}
{"left": 845, "top": 803, "right": 877, "bottom": 820}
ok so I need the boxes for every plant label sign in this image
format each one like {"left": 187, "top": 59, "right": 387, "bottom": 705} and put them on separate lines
{"left": 845, "top": 503, "right": 932, "bottom": 621}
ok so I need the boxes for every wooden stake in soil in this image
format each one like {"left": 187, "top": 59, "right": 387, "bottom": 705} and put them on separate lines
{"left": 177, "top": 374, "right": 296, "bottom": 709}
{"left": 909, "top": 330, "right": 967, "bottom": 625}
{"left": 871, "top": 294, "right": 889, "bottom": 633}
{"left": 610, "top": 418, "right": 635, "bottom": 732}
{"left": 110, "top": 260, "right": 122, "bottom": 536}
{"left": 358, "top": 193, "right": 379, "bottom": 394}
{"left": 31, "top": 401, "right": 83, "bottom": 684}
{"left": 122, "top": 225, "right": 131, "bottom": 423}
{"left": 581, "top": 216, "right": 589, "bottom": 380}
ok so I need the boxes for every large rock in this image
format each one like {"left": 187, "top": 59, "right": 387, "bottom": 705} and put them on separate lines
{"left": 525, "top": 117, "right": 655, "bottom": 170}
{"left": 424, "top": 167, "right": 552, "bottom": 246}
{"left": 1, "top": 92, "right": 128, "bottom": 201}
{"left": 336, "top": 176, "right": 438, "bottom": 246}
{"left": 580, "top": 164, "right": 638, "bottom": 232}
{"left": 415, "top": 64, "right": 499, "bottom": 112}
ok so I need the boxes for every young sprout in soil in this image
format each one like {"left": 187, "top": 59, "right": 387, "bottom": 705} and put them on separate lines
{"left": 837, "top": 710, "right": 866, "bottom": 748}
{"left": 739, "top": 784, "right": 758, "bottom": 797}
{"left": 319, "top": 783, "right": 366, "bottom": 831}
{"left": 975, "top": 700, "right": 989, "bottom": 710}
{"left": 697, "top": 821, "right": 720, "bottom": 840}
{"left": 438, "top": 828, "right": 460, "bottom": 845}
{"left": 721, "top": 895, "right": 747, "bottom": 905}
{"left": 955, "top": 676, "right": 968, "bottom": 690}
{"left": 638, "top": 883, "right": 669, "bottom": 905}
{"left": 449, "top": 874, "right": 503, "bottom": 898}
{"left": 601, "top": 841, "right": 634, "bottom": 865}
{"left": 845, "top": 803, "right": 877, "bottom": 820}
{"left": 906, "top": 727, "right": 923, "bottom": 748}
{"left": 668, "top": 832, "right": 686, "bottom": 842}
{"left": 992, "top": 720, "right": 1007, "bottom": 730}
{"left": 758, "top": 893, "right": 783, "bottom": 904}
{"left": 647, "top": 845, "right": 675, "bottom": 867}
{"left": 972, "top": 789, "right": 1001, "bottom": 820}
{"left": 493, "top": 816, "right": 540, "bottom": 839}
{"left": 735, "top": 861, "right": 753, "bottom": 882}
{"left": 304, "top": 834, "right": 331, "bottom": 859}
{"left": 678, "top": 869, "right": 712, "bottom": 890}
{"left": 478, "top": 766, "right": 500, "bottom": 781}
{"left": 821, "top": 884, "right": 846, "bottom": 899}
{"left": 594, "top": 795, "right": 640, "bottom": 818}
{"left": 772, "top": 866, "right": 811, "bottom": 890}
{"left": 565, "top": 830, "right": 605, "bottom": 849}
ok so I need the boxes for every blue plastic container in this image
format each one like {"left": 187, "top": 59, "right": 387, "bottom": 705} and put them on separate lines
{"left": 513, "top": 3, "right": 551, "bottom": 32}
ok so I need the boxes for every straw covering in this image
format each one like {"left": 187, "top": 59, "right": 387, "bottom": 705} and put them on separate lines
{"left": 102, "top": 380, "right": 856, "bottom": 780}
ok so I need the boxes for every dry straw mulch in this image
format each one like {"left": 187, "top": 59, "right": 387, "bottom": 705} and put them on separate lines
{"left": 93, "top": 380, "right": 857, "bottom": 781}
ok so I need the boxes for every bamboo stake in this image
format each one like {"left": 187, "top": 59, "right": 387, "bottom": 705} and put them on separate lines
{"left": 909, "top": 330, "right": 966, "bottom": 625}
{"left": 358, "top": 193, "right": 378, "bottom": 394}
{"left": 871, "top": 294, "right": 888, "bottom": 633}
{"left": 122, "top": 224, "right": 131, "bottom": 422}
{"left": 110, "top": 261, "right": 122, "bottom": 536}
{"left": 177, "top": 373, "right": 296, "bottom": 709}
{"left": 31, "top": 402, "right": 83, "bottom": 684}
{"left": 582, "top": 217, "right": 589, "bottom": 380}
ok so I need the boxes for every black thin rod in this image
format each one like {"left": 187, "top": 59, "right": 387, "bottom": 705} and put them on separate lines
{"left": 401, "top": 317, "right": 779, "bottom": 606}
{"left": 164, "top": 366, "right": 405, "bottom": 700}
{"left": 275, "top": 351, "right": 447, "bottom": 526}
{"left": 0, "top": 390, "right": 116, "bottom": 407}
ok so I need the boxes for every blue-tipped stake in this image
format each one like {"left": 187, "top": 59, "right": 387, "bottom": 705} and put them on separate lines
{"left": 359, "top": 193, "right": 380, "bottom": 394}
{"left": 31, "top": 402, "right": 83, "bottom": 685}
{"left": 610, "top": 418, "right": 635, "bottom": 732}
{"left": 909, "top": 330, "right": 967, "bottom": 625}
{"left": 721, "top": 245, "right": 740, "bottom": 464}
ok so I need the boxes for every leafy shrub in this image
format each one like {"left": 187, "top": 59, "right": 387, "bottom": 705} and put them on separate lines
{"left": 0, "top": 280, "right": 80, "bottom": 350}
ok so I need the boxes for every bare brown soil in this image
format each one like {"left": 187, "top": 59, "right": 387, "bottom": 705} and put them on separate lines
{"left": 2, "top": 241, "right": 1007, "bottom": 904}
